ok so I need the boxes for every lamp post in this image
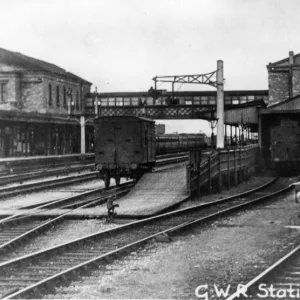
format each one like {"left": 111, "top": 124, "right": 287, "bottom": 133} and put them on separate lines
{"left": 209, "top": 111, "right": 218, "bottom": 148}
{"left": 239, "top": 112, "right": 249, "bottom": 146}
{"left": 93, "top": 86, "right": 101, "bottom": 116}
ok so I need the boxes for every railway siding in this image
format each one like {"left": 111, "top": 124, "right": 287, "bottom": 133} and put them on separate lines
{"left": 43, "top": 181, "right": 300, "bottom": 299}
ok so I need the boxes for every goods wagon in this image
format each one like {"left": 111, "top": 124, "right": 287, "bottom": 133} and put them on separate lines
{"left": 94, "top": 116, "right": 155, "bottom": 188}
{"left": 270, "top": 117, "right": 300, "bottom": 174}
{"left": 156, "top": 134, "right": 207, "bottom": 154}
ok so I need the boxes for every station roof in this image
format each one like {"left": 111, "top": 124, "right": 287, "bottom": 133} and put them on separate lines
{"left": 202, "top": 99, "right": 266, "bottom": 126}
{"left": 0, "top": 110, "right": 82, "bottom": 125}
{"left": 260, "top": 94, "right": 300, "bottom": 114}
{"left": 0, "top": 48, "right": 92, "bottom": 85}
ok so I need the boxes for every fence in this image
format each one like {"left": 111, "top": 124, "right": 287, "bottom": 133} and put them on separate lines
{"left": 186, "top": 144, "right": 259, "bottom": 197}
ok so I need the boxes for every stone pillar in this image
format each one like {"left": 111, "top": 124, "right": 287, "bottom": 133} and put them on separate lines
{"left": 217, "top": 60, "right": 224, "bottom": 148}
{"left": 80, "top": 116, "right": 86, "bottom": 155}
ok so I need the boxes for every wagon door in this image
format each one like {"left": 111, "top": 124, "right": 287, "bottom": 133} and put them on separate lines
{"left": 95, "top": 120, "right": 116, "bottom": 165}
{"left": 114, "top": 119, "right": 142, "bottom": 167}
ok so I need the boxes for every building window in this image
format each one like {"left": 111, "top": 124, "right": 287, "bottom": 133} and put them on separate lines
{"left": 232, "top": 96, "right": 239, "bottom": 105}
{"left": 76, "top": 90, "right": 79, "bottom": 110}
{"left": 63, "top": 87, "right": 67, "bottom": 108}
{"left": 101, "top": 98, "right": 108, "bottom": 106}
{"left": 131, "top": 97, "right": 139, "bottom": 106}
{"left": 48, "top": 83, "right": 52, "bottom": 106}
{"left": 184, "top": 97, "right": 193, "bottom": 105}
{"left": 69, "top": 89, "right": 73, "bottom": 108}
{"left": 193, "top": 96, "right": 200, "bottom": 105}
{"left": 208, "top": 96, "right": 216, "bottom": 105}
{"left": 56, "top": 86, "right": 60, "bottom": 107}
{"left": 123, "top": 97, "right": 130, "bottom": 106}
{"left": 225, "top": 96, "right": 231, "bottom": 104}
{"left": 0, "top": 83, "right": 7, "bottom": 102}
{"left": 240, "top": 96, "right": 247, "bottom": 104}
{"left": 108, "top": 98, "right": 115, "bottom": 106}
{"left": 116, "top": 97, "right": 123, "bottom": 106}
{"left": 200, "top": 96, "right": 208, "bottom": 105}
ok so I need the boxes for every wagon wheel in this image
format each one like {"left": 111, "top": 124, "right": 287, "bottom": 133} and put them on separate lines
{"left": 115, "top": 174, "right": 121, "bottom": 186}
{"left": 104, "top": 172, "right": 110, "bottom": 189}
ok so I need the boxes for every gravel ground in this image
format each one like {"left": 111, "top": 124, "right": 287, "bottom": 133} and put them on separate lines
{"left": 42, "top": 179, "right": 300, "bottom": 299}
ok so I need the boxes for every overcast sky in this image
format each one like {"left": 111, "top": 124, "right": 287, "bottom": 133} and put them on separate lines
{"left": 1, "top": 0, "right": 300, "bottom": 134}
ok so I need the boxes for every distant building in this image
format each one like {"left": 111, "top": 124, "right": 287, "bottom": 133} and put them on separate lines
{"left": 155, "top": 124, "right": 165, "bottom": 135}
{"left": 0, "top": 48, "right": 92, "bottom": 157}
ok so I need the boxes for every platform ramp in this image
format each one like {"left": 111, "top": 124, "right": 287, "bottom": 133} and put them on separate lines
{"left": 115, "top": 164, "right": 188, "bottom": 216}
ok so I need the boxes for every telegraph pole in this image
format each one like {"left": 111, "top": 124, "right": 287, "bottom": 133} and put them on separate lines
{"left": 216, "top": 60, "right": 224, "bottom": 148}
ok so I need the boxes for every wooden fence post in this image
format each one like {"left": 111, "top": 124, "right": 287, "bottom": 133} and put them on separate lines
{"left": 186, "top": 164, "right": 191, "bottom": 196}
{"left": 227, "top": 150, "right": 231, "bottom": 189}
{"left": 208, "top": 155, "right": 212, "bottom": 194}
{"left": 239, "top": 148, "right": 242, "bottom": 183}
{"left": 244, "top": 148, "right": 247, "bottom": 181}
{"left": 234, "top": 149, "right": 237, "bottom": 185}
{"left": 197, "top": 162, "right": 201, "bottom": 198}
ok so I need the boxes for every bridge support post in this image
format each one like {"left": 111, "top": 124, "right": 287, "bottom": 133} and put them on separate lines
{"left": 80, "top": 116, "right": 86, "bottom": 156}
{"left": 217, "top": 60, "right": 224, "bottom": 148}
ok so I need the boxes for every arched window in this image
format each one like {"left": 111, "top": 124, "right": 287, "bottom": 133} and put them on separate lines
{"left": 48, "top": 83, "right": 52, "bottom": 106}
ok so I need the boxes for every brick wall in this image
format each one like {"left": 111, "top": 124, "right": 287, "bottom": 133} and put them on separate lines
{"left": 21, "top": 77, "right": 44, "bottom": 113}
{"left": 268, "top": 72, "right": 289, "bottom": 105}
{"left": 292, "top": 69, "right": 300, "bottom": 96}
{"left": 42, "top": 75, "right": 91, "bottom": 115}
{"left": 0, "top": 66, "right": 91, "bottom": 114}
{"left": 267, "top": 52, "right": 300, "bottom": 105}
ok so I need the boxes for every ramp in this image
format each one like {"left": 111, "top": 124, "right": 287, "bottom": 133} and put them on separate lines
{"left": 115, "top": 164, "right": 188, "bottom": 216}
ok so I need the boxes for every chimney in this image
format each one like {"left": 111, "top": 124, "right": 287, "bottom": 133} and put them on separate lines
{"left": 289, "top": 51, "right": 294, "bottom": 65}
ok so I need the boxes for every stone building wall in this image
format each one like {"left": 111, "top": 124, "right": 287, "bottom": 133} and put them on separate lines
{"left": 268, "top": 71, "right": 289, "bottom": 105}
{"left": 0, "top": 65, "right": 91, "bottom": 114}
{"left": 267, "top": 51, "right": 300, "bottom": 105}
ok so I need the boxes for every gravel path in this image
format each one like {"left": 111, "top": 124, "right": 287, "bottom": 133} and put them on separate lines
{"left": 42, "top": 178, "right": 300, "bottom": 299}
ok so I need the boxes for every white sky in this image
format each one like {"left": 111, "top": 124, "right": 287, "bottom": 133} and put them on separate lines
{"left": 1, "top": 0, "right": 300, "bottom": 134}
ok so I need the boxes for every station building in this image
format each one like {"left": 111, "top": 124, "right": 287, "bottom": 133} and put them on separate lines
{"left": 0, "top": 48, "right": 93, "bottom": 157}
{"left": 260, "top": 51, "right": 300, "bottom": 169}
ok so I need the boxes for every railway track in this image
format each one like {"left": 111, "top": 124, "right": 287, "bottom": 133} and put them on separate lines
{"left": 0, "top": 164, "right": 94, "bottom": 187}
{"left": 0, "top": 177, "right": 294, "bottom": 299}
{"left": 0, "top": 153, "right": 188, "bottom": 187}
{"left": 0, "top": 154, "right": 188, "bottom": 200}
{"left": 0, "top": 172, "right": 98, "bottom": 200}
{"left": 0, "top": 182, "right": 133, "bottom": 257}
{"left": 226, "top": 243, "right": 300, "bottom": 300}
